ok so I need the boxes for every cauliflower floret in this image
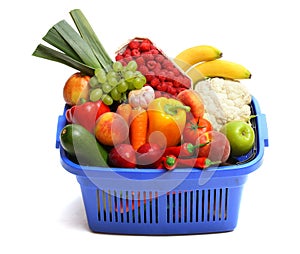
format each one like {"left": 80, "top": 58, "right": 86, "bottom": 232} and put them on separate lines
{"left": 194, "top": 78, "right": 251, "bottom": 131}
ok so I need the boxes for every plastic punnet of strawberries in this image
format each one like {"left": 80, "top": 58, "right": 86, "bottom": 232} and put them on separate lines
{"left": 115, "top": 38, "right": 192, "bottom": 99}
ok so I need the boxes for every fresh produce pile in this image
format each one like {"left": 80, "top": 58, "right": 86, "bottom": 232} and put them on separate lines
{"left": 33, "top": 9, "right": 255, "bottom": 170}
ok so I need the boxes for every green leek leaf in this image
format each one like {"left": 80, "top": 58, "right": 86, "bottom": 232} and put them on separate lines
{"left": 53, "top": 20, "right": 101, "bottom": 68}
{"left": 70, "top": 9, "right": 113, "bottom": 72}
{"left": 42, "top": 27, "right": 82, "bottom": 62}
{"left": 32, "top": 44, "right": 95, "bottom": 76}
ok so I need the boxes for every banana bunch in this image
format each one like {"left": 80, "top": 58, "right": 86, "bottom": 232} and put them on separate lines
{"left": 174, "top": 45, "right": 251, "bottom": 85}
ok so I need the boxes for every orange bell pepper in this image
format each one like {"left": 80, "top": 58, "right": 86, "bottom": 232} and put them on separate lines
{"left": 147, "top": 97, "right": 190, "bottom": 148}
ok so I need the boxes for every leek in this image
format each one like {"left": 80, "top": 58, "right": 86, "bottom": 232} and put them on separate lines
{"left": 53, "top": 20, "right": 101, "bottom": 68}
{"left": 32, "top": 44, "right": 95, "bottom": 76}
{"left": 70, "top": 9, "right": 113, "bottom": 72}
{"left": 32, "top": 9, "right": 114, "bottom": 75}
{"left": 42, "top": 27, "right": 82, "bottom": 62}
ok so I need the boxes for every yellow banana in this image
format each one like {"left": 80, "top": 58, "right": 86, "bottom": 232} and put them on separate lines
{"left": 174, "top": 45, "right": 222, "bottom": 71}
{"left": 187, "top": 59, "right": 251, "bottom": 84}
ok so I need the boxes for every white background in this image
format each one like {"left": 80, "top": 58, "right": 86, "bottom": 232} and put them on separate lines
{"left": 1, "top": 0, "right": 298, "bottom": 253}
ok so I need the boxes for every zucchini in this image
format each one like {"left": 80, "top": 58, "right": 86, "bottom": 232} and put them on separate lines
{"left": 60, "top": 124, "right": 108, "bottom": 167}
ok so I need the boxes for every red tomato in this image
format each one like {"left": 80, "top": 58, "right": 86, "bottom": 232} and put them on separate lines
{"left": 183, "top": 117, "right": 213, "bottom": 144}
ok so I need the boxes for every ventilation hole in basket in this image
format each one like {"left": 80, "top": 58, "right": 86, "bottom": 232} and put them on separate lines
{"left": 213, "top": 189, "right": 217, "bottom": 221}
{"left": 166, "top": 192, "right": 170, "bottom": 223}
{"left": 184, "top": 191, "right": 188, "bottom": 223}
{"left": 137, "top": 191, "right": 141, "bottom": 223}
{"left": 114, "top": 191, "right": 118, "bottom": 223}
{"left": 131, "top": 192, "right": 135, "bottom": 223}
{"left": 218, "top": 188, "right": 222, "bottom": 221}
{"left": 103, "top": 190, "right": 107, "bottom": 221}
{"left": 172, "top": 192, "right": 176, "bottom": 223}
{"left": 108, "top": 190, "right": 113, "bottom": 222}
{"left": 190, "top": 191, "right": 193, "bottom": 222}
{"left": 178, "top": 192, "right": 182, "bottom": 222}
{"left": 225, "top": 188, "right": 228, "bottom": 220}
{"left": 149, "top": 191, "right": 153, "bottom": 224}
{"left": 155, "top": 191, "right": 159, "bottom": 223}
{"left": 120, "top": 191, "right": 124, "bottom": 223}
{"left": 125, "top": 191, "right": 129, "bottom": 223}
{"left": 97, "top": 189, "right": 101, "bottom": 221}
{"left": 196, "top": 190, "right": 199, "bottom": 222}
{"left": 207, "top": 189, "right": 211, "bottom": 221}
{"left": 143, "top": 191, "right": 147, "bottom": 223}
{"left": 201, "top": 190, "right": 205, "bottom": 222}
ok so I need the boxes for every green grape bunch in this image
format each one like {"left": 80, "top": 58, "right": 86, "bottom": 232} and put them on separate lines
{"left": 88, "top": 60, "right": 147, "bottom": 105}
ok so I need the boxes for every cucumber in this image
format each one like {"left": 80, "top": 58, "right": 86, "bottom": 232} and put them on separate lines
{"left": 60, "top": 124, "right": 108, "bottom": 167}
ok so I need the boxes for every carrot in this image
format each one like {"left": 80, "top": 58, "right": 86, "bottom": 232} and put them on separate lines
{"left": 130, "top": 108, "right": 148, "bottom": 151}
{"left": 116, "top": 103, "right": 132, "bottom": 124}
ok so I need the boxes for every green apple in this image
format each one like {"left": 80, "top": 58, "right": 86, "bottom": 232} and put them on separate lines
{"left": 220, "top": 121, "right": 255, "bottom": 156}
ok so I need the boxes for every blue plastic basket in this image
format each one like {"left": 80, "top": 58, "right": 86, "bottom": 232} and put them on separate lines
{"left": 56, "top": 96, "right": 268, "bottom": 235}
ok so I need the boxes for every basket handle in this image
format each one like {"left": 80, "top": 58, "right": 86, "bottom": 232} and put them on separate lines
{"left": 258, "top": 114, "right": 269, "bottom": 147}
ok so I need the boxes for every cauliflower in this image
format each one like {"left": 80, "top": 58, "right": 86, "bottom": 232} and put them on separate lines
{"left": 194, "top": 78, "right": 252, "bottom": 131}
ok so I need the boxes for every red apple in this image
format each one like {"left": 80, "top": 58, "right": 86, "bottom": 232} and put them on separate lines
{"left": 136, "top": 143, "right": 163, "bottom": 168}
{"left": 196, "top": 131, "right": 231, "bottom": 163}
{"left": 108, "top": 144, "right": 136, "bottom": 168}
